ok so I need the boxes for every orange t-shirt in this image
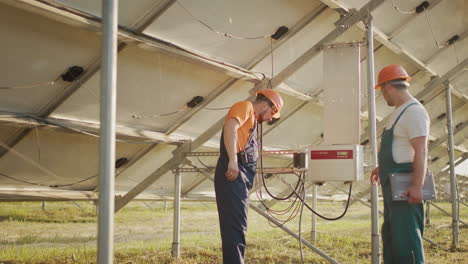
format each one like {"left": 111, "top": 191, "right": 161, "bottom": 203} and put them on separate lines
{"left": 225, "top": 101, "right": 256, "bottom": 152}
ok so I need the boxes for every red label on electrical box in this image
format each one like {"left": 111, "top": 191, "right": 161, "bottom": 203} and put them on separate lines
{"left": 311, "top": 150, "right": 353, "bottom": 159}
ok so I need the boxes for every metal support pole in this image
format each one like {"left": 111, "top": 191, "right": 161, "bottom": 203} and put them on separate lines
{"left": 163, "top": 200, "right": 168, "bottom": 212}
{"left": 41, "top": 201, "right": 46, "bottom": 211}
{"left": 428, "top": 202, "right": 467, "bottom": 227}
{"left": 445, "top": 82, "right": 460, "bottom": 249}
{"left": 366, "top": 15, "right": 381, "bottom": 264}
{"left": 172, "top": 168, "right": 182, "bottom": 257}
{"left": 97, "top": 1, "right": 118, "bottom": 264}
{"left": 311, "top": 184, "right": 318, "bottom": 242}
{"left": 425, "top": 202, "right": 431, "bottom": 225}
{"left": 250, "top": 204, "right": 339, "bottom": 264}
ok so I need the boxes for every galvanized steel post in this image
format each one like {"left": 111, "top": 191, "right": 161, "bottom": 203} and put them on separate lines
{"left": 97, "top": 0, "right": 118, "bottom": 263}
{"left": 311, "top": 184, "right": 318, "bottom": 242}
{"left": 444, "top": 81, "right": 460, "bottom": 249}
{"left": 172, "top": 168, "right": 182, "bottom": 257}
{"left": 366, "top": 15, "right": 381, "bottom": 264}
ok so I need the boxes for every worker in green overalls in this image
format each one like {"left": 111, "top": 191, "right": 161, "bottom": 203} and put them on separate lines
{"left": 371, "top": 64, "right": 430, "bottom": 264}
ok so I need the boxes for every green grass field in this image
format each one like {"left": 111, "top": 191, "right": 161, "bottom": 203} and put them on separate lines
{"left": 0, "top": 200, "right": 466, "bottom": 263}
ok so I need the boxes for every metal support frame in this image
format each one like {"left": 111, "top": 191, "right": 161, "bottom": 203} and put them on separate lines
{"left": 426, "top": 202, "right": 431, "bottom": 225}
{"left": 249, "top": 204, "right": 339, "bottom": 264}
{"left": 0, "top": 0, "right": 174, "bottom": 157}
{"left": 428, "top": 202, "right": 467, "bottom": 227}
{"left": 176, "top": 161, "right": 339, "bottom": 263}
{"left": 175, "top": 167, "right": 306, "bottom": 175}
{"left": 416, "top": 57, "right": 468, "bottom": 104}
{"left": 429, "top": 120, "right": 468, "bottom": 152}
{"left": 114, "top": 0, "right": 386, "bottom": 213}
{"left": 269, "top": 0, "right": 385, "bottom": 89}
{"left": 444, "top": 81, "right": 460, "bottom": 249}
{"left": 97, "top": 1, "right": 118, "bottom": 263}
{"left": 436, "top": 187, "right": 468, "bottom": 208}
{"left": 113, "top": 82, "right": 259, "bottom": 212}
{"left": 172, "top": 168, "right": 181, "bottom": 257}
{"left": 164, "top": 4, "right": 329, "bottom": 134}
{"left": 365, "top": 14, "right": 381, "bottom": 264}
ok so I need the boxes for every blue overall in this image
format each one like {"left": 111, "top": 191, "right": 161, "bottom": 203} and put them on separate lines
{"left": 214, "top": 124, "right": 257, "bottom": 264}
{"left": 378, "top": 103, "right": 425, "bottom": 264}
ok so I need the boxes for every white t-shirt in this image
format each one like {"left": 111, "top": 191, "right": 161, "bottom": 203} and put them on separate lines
{"left": 384, "top": 98, "right": 430, "bottom": 163}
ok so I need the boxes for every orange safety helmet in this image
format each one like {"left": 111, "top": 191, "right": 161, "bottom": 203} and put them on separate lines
{"left": 256, "top": 89, "right": 284, "bottom": 118}
{"left": 375, "top": 64, "right": 412, "bottom": 90}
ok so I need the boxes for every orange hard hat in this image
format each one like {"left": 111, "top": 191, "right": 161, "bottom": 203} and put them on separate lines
{"left": 375, "top": 64, "right": 412, "bottom": 90}
{"left": 256, "top": 89, "right": 284, "bottom": 118}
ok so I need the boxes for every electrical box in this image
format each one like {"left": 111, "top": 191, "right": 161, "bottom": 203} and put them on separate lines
{"left": 307, "top": 144, "right": 363, "bottom": 182}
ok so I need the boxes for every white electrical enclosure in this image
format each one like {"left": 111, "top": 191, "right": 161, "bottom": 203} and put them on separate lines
{"left": 322, "top": 45, "right": 361, "bottom": 145}
{"left": 308, "top": 144, "right": 363, "bottom": 182}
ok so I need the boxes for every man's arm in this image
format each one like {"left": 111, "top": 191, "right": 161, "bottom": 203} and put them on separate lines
{"left": 224, "top": 118, "right": 240, "bottom": 181}
{"left": 402, "top": 136, "right": 428, "bottom": 204}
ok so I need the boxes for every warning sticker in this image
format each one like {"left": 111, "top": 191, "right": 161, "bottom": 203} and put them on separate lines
{"left": 311, "top": 150, "right": 353, "bottom": 159}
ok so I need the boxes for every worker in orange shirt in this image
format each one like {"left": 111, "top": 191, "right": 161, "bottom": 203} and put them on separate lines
{"left": 214, "top": 89, "right": 284, "bottom": 264}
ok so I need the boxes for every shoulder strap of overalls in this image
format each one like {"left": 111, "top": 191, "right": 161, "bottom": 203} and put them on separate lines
{"left": 391, "top": 102, "right": 418, "bottom": 129}
{"left": 248, "top": 120, "right": 257, "bottom": 142}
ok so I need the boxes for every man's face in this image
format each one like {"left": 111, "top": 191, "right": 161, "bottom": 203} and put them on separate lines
{"left": 257, "top": 102, "right": 276, "bottom": 124}
{"left": 380, "top": 83, "right": 394, "bottom": 106}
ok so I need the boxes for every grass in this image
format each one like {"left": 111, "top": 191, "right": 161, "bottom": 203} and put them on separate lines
{"left": 0, "top": 200, "right": 466, "bottom": 263}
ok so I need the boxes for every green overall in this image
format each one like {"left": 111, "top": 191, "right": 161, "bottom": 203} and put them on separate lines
{"left": 378, "top": 102, "right": 425, "bottom": 264}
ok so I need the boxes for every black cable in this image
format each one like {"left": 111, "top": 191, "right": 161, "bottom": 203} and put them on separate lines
{"left": 255, "top": 123, "right": 305, "bottom": 227}
{"left": 294, "top": 180, "right": 353, "bottom": 221}
{"left": 195, "top": 156, "right": 213, "bottom": 168}
{"left": 50, "top": 175, "right": 97, "bottom": 188}
{"left": 257, "top": 123, "right": 302, "bottom": 201}
{"left": 0, "top": 172, "right": 50, "bottom": 187}
{"left": 0, "top": 172, "right": 96, "bottom": 188}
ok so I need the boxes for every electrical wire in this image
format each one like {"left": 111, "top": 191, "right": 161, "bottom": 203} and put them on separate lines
{"left": 0, "top": 138, "right": 62, "bottom": 181}
{"left": 0, "top": 76, "right": 61, "bottom": 90}
{"left": 0, "top": 172, "right": 96, "bottom": 188}
{"left": 196, "top": 156, "right": 214, "bottom": 169}
{"left": 131, "top": 105, "right": 188, "bottom": 119}
{"left": 391, "top": 0, "right": 416, "bottom": 14}
{"left": 254, "top": 123, "right": 306, "bottom": 227}
{"left": 176, "top": 1, "right": 275, "bottom": 40}
{"left": 423, "top": 9, "right": 445, "bottom": 48}
{"left": 255, "top": 119, "right": 353, "bottom": 222}
{"left": 203, "top": 107, "right": 231, "bottom": 110}
{"left": 293, "top": 180, "right": 353, "bottom": 221}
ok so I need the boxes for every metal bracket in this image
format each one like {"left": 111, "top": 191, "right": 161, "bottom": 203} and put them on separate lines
{"left": 334, "top": 8, "right": 357, "bottom": 28}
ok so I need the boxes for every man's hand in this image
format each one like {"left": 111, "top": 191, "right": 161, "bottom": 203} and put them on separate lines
{"left": 402, "top": 185, "right": 423, "bottom": 204}
{"left": 226, "top": 158, "right": 239, "bottom": 181}
{"left": 371, "top": 167, "right": 380, "bottom": 185}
